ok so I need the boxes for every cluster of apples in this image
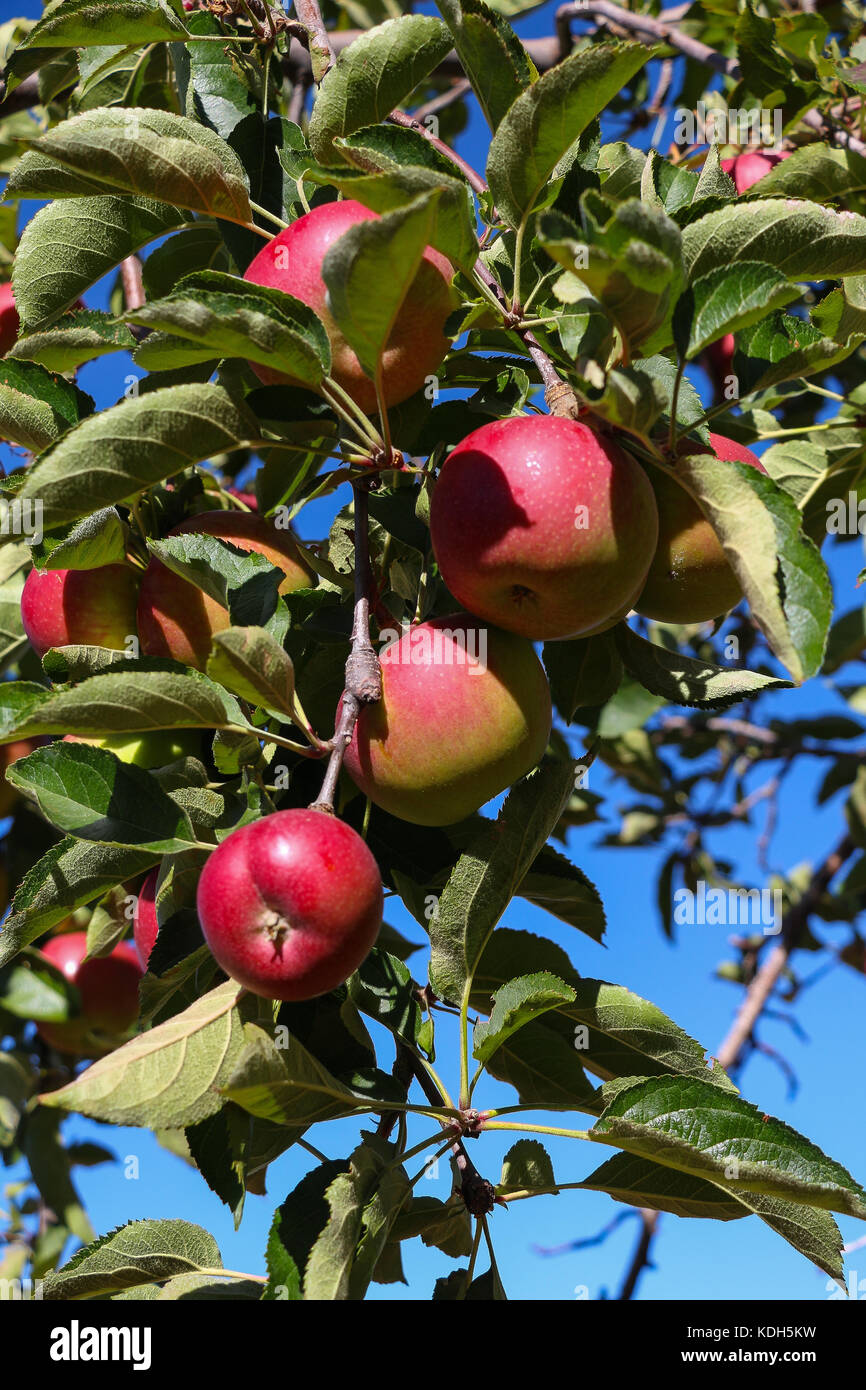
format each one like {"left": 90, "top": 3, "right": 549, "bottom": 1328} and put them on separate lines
{"left": 20, "top": 197, "right": 765, "bottom": 1020}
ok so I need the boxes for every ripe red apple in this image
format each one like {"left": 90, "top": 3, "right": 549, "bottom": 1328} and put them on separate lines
{"left": 21, "top": 563, "right": 139, "bottom": 659}
{"left": 720, "top": 149, "right": 790, "bottom": 194}
{"left": 196, "top": 808, "right": 383, "bottom": 1001}
{"left": 35, "top": 931, "right": 143, "bottom": 1056}
{"left": 343, "top": 615, "right": 552, "bottom": 826}
{"left": 705, "top": 332, "right": 736, "bottom": 397}
{"left": 429, "top": 415, "right": 659, "bottom": 641}
{"left": 137, "top": 511, "right": 312, "bottom": 668}
{"left": 635, "top": 432, "right": 767, "bottom": 624}
{"left": 243, "top": 200, "right": 455, "bottom": 414}
{"left": 133, "top": 869, "right": 159, "bottom": 969}
{"left": 0, "top": 282, "right": 19, "bottom": 357}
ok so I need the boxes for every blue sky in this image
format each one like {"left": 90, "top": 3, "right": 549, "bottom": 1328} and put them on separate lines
{"left": 3, "top": 0, "right": 866, "bottom": 1301}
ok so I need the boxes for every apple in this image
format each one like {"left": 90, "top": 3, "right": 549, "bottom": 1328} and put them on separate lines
{"left": 137, "top": 510, "right": 312, "bottom": 668}
{"left": 429, "top": 415, "right": 659, "bottom": 641}
{"left": 133, "top": 869, "right": 159, "bottom": 969}
{"left": 0, "top": 282, "right": 19, "bottom": 357}
{"left": 196, "top": 808, "right": 383, "bottom": 1001}
{"left": 243, "top": 200, "right": 455, "bottom": 415}
{"left": 705, "top": 332, "right": 736, "bottom": 396}
{"left": 35, "top": 931, "right": 143, "bottom": 1056}
{"left": 635, "top": 432, "right": 767, "bottom": 624}
{"left": 720, "top": 149, "right": 790, "bottom": 194}
{"left": 343, "top": 615, "right": 552, "bottom": 826}
{"left": 62, "top": 730, "right": 200, "bottom": 767}
{"left": 21, "top": 563, "right": 139, "bottom": 659}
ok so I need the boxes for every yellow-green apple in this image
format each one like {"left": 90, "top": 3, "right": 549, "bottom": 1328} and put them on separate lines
{"left": 21, "top": 564, "right": 139, "bottom": 658}
{"left": 242, "top": 200, "right": 455, "bottom": 415}
{"left": 196, "top": 808, "right": 383, "bottom": 1000}
{"left": 35, "top": 931, "right": 143, "bottom": 1056}
{"left": 137, "top": 510, "right": 312, "bottom": 668}
{"left": 429, "top": 415, "right": 659, "bottom": 640}
{"left": 343, "top": 615, "right": 552, "bottom": 826}
{"left": 635, "top": 432, "right": 767, "bottom": 623}
{"left": 133, "top": 868, "right": 159, "bottom": 969}
{"left": 62, "top": 730, "right": 201, "bottom": 767}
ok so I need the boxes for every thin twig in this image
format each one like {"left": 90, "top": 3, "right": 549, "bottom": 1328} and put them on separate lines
{"left": 617, "top": 1210, "right": 659, "bottom": 1300}
{"left": 310, "top": 481, "right": 381, "bottom": 814}
{"left": 292, "top": 0, "right": 334, "bottom": 78}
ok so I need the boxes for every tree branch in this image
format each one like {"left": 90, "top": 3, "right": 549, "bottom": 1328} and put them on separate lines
{"left": 292, "top": 0, "right": 334, "bottom": 79}
{"left": 715, "top": 833, "right": 856, "bottom": 1073}
{"left": 310, "top": 480, "right": 381, "bottom": 814}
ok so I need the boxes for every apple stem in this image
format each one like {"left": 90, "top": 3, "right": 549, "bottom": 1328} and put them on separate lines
{"left": 310, "top": 480, "right": 381, "bottom": 814}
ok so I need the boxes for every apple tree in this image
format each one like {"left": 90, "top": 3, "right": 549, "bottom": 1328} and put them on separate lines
{"left": 1, "top": 0, "right": 866, "bottom": 1302}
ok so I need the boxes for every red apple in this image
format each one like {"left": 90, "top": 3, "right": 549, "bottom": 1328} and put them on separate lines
{"left": 0, "top": 282, "right": 19, "bottom": 357}
{"left": 343, "top": 615, "right": 552, "bottom": 826}
{"left": 429, "top": 415, "right": 659, "bottom": 641}
{"left": 720, "top": 149, "right": 790, "bottom": 194}
{"left": 137, "top": 511, "right": 312, "bottom": 668}
{"left": 196, "top": 808, "right": 383, "bottom": 1001}
{"left": 35, "top": 931, "right": 143, "bottom": 1056}
{"left": 243, "top": 200, "right": 455, "bottom": 414}
{"left": 133, "top": 869, "right": 159, "bottom": 969}
{"left": 21, "top": 563, "right": 139, "bottom": 659}
{"left": 705, "top": 332, "right": 736, "bottom": 397}
{"left": 635, "top": 432, "right": 767, "bottom": 623}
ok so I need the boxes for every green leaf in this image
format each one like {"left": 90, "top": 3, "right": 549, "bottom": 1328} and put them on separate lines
{"left": 41, "top": 981, "right": 254, "bottom": 1129}
{"left": 0, "top": 669, "right": 245, "bottom": 742}
{"left": 487, "top": 42, "right": 654, "bottom": 228}
{"left": 32, "top": 508, "right": 128, "bottom": 571}
{"left": 9, "top": 310, "right": 137, "bottom": 373}
{"left": 428, "top": 758, "right": 577, "bottom": 1005}
{"left": 473, "top": 928, "right": 733, "bottom": 1087}
{"left": 614, "top": 625, "right": 792, "bottom": 709}
{"left": 670, "top": 454, "right": 832, "bottom": 683}
{"left": 13, "top": 108, "right": 251, "bottom": 223}
{"left": 322, "top": 191, "right": 444, "bottom": 384}
{"left": 683, "top": 199, "right": 866, "bottom": 282}
{"left": 310, "top": 162, "right": 478, "bottom": 271}
{"left": 590, "top": 1075, "right": 866, "bottom": 1220}
{"left": 206, "top": 626, "right": 295, "bottom": 720}
{"left": 0, "top": 1052, "right": 32, "bottom": 1147}
{"left": 7, "top": 742, "right": 198, "bottom": 852}
{"left": 18, "top": 0, "right": 187, "bottom": 49}
{"left": 44, "top": 1219, "right": 224, "bottom": 1300}
{"left": 577, "top": 1152, "right": 749, "bottom": 1220}
{"left": 674, "top": 261, "right": 801, "bottom": 359}
{"left": 499, "top": 1139, "right": 556, "bottom": 1193}
{"left": 308, "top": 16, "right": 453, "bottom": 164}
{"left": 435, "top": 0, "right": 536, "bottom": 132}
{"left": 543, "top": 630, "right": 623, "bottom": 721}
{"left": 0, "top": 954, "right": 78, "bottom": 1021}
{"left": 473, "top": 971, "right": 576, "bottom": 1063}
{"left": 0, "top": 840, "right": 159, "bottom": 967}
{"left": 15, "top": 384, "right": 262, "bottom": 532}
{"left": 127, "top": 274, "right": 330, "bottom": 386}
{"left": 349, "top": 948, "right": 426, "bottom": 1053}
{"left": 304, "top": 1135, "right": 410, "bottom": 1302}
{"left": 22, "top": 1107, "right": 94, "bottom": 1244}
{"left": 221, "top": 1024, "right": 377, "bottom": 1129}
{"left": 11, "top": 196, "right": 187, "bottom": 330}
{"left": 720, "top": 1186, "right": 844, "bottom": 1285}
{"left": 263, "top": 1161, "right": 349, "bottom": 1300}
{"left": 0, "top": 358, "right": 91, "bottom": 452}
